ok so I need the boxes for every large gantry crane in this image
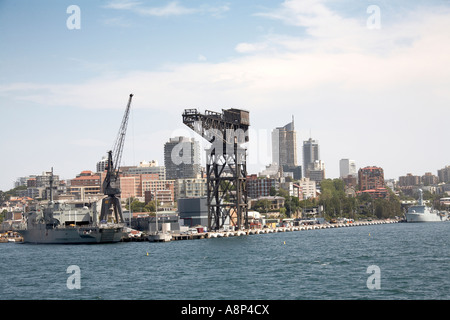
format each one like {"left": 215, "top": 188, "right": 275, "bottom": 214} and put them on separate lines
{"left": 99, "top": 94, "right": 133, "bottom": 224}
{"left": 182, "top": 108, "right": 250, "bottom": 231}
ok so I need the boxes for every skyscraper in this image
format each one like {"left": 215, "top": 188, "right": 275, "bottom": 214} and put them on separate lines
{"left": 272, "top": 117, "right": 302, "bottom": 179}
{"left": 339, "top": 159, "right": 357, "bottom": 178}
{"left": 272, "top": 117, "right": 297, "bottom": 167}
{"left": 164, "top": 136, "right": 201, "bottom": 180}
{"left": 303, "top": 138, "right": 321, "bottom": 179}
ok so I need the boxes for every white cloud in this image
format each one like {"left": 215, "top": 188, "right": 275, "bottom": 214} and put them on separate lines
{"left": 235, "top": 42, "right": 268, "bottom": 53}
{"left": 2, "top": 3, "right": 450, "bottom": 114}
{"left": 1, "top": 0, "right": 449, "bottom": 180}
{"left": 104, "top": 0, "right": 142, "bottom": 10}
{"left": 104, "top": 0, "right": 230, "bottom": 17}
{"left": 135, "top": 1, "right": 197, "bottom": 16}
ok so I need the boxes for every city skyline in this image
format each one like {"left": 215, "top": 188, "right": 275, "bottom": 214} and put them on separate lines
{"left": 1, "top": 0, "right": 450, "bottom": 191}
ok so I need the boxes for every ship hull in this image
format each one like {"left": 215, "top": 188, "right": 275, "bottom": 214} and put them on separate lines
{"left": 18, "top": 225, "right": 124, "bottom": 244}
{"left": 405, "top": 212, "right": 447, "bottom": 223}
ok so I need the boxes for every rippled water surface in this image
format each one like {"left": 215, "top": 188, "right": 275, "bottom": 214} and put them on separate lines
{"left": 1, "top": 222, "right": 449, "bottom": 300}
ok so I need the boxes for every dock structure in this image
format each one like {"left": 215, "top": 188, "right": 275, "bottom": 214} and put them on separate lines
{"left": 122, "top": 219, "right": 400, "bottom": 242}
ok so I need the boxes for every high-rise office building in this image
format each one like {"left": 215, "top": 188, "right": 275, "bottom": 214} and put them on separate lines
{"left": 164, "top": 136, "right": 201, "bottom": 180}
{"left": 272, "top": 117, "right": 302, "bottom": 179}
{"left": 340, "top": 159, "right": 357, "bottom": 178}
{"left": 272, "top": 117, "right": 297, "bottom": 167}
{"left": 303, "top": 138, "right": 323, "bottom": 179}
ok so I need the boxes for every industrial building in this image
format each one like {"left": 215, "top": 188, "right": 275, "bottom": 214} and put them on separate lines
{"left": 177, "top": 197, "right": 208, "bottom": 227}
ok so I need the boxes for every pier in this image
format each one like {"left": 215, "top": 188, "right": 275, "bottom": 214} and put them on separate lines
{"left": 122, "top": 219, "right": 401, "bottom": 242}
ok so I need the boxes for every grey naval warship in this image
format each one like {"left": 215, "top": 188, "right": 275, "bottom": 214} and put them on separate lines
{"left": 18, "top": 94, "right": 134, "bottom": 244}
{"left": 18, "top": 172, "right": 124, "bottom": 244}
{"left": 19, "top": 199, "right": 124, "bottom": 244}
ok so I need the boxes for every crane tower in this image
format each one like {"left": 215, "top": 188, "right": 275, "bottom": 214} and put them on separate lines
{"left": 182, "top": 108, "right": 250, "bottom": 231}
{"left": 99, "top": 93, "right": 133, "bottom": 224}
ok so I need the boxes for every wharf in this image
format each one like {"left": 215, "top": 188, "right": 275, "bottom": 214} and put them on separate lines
{"left": 122, "top": 219, "right": 400, "bottom": 242}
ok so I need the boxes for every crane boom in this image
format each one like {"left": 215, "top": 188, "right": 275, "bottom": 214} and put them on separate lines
{"left": 102, "top": 94, "right": 133, "bottom": 196}
{"left": 99, "top": 93, "right": 133, "bottom": 224}
{"left": 112, "top": 93, "right": 133, "bottom": 174}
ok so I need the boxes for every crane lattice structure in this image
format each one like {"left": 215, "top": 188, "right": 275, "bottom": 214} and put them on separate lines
{"left": 100, "top": 93, "right": 133, "bottom": 224}
{"left": 182, "top": 108, "right": 250, "bottom": 231}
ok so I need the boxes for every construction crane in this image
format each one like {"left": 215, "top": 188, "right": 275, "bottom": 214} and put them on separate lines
{"left": 99, "top": 93, "right": 133, "bottom": 223}
{"left": 182, "top": 108, "right": 250, "bottom": 231}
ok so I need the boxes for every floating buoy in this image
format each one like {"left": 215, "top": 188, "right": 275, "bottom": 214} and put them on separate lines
{"left": 283, "top": 241, "right": 286, "bottom": 245}
{"left": 146, "top": 252, "right": 149, "bottom": 256}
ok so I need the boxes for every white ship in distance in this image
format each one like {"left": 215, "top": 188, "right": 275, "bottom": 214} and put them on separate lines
{"left": 406, "top": 189, "right": 448, "bottom": 222}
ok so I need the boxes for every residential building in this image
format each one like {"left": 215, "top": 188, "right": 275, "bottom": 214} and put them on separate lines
{"left": 358, "top": 166, "right": 387, "bottom": 198}
{"left": 251, "top": 196, "right": 285, "bottom": 211}
{"left": 422, "top": 172, "right": 438, "bottom": 186}
{"left": 296, "top": 177, "right": 317, "bottom": 199}
{"left": 164, "top": 136, "right": 201, "bottom": 180}
{"left": 70, "top": 171, "right": 101, "bottom": 188}
{"left": 174, "top": 178, "right": 207, "bottom": 199}
{"left": 96, "top": 157, "right": 108, "bottom": 173}
{"left": 68, "top": 170, "right": 103, "bottom": 200}
{"left": 117, "top": 173, "right": 175, "bottom": 204}
{"left": 120, "top": 161, "right": 165, "bottom": 180}
{"left": 437, "top": 165, "right": 450, "bottom": 183}
{"left": 399, "top": 173, "right": 421, "bottom": 187}
{"left": 359, "top": 166, "right": 385, "bottom": 191}
{"left": 35, "top": 171, "right": 60, "bottom": 188}
{"left": 247, "top": 174, "right": 276, "bottom": 199}
{"left": 141, "top": 178, "right": 175, "bottom": 205}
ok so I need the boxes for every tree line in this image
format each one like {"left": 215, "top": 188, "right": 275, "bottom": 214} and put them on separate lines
{"left": 251, "top": 178, "right": 405, "bottom": 220}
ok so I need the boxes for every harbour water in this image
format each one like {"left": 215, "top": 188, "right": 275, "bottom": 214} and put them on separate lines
{"left": 1, "top": 222, "right": 449, "bottom": 300}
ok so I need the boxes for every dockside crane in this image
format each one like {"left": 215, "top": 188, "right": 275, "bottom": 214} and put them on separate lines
{"left": 99, "top": 93, "right": 133, "bottom": 223}
{"left": 182, "top": 108, "right": 250, "bottom": 231}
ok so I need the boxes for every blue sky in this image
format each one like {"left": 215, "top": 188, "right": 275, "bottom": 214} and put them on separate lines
{"left": 1, "top": 0, "right": 450, "bottom": 191}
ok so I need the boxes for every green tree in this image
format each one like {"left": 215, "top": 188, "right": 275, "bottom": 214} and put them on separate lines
{"left": 285, "top": 196, "right": 301, "bottom": 217}
{"left": 269, "top": 186, "right": 277, "bottom": 196}
{"left": 252, "top": 199, "right": 271, "bottom": 213}
{"left": 0, "top": 209, "right": 7, "bottom": 224}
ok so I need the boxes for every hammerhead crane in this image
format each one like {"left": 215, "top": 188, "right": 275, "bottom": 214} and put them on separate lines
{"left": 182, "top": 108, "right": 250, "bottom": 231}
{"left": 99, "top": 93, "right": 133, "bottom": 223}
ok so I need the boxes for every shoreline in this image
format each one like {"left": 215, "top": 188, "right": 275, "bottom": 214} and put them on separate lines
{"left": 125, "top": 218, "right": 402, "bottom": 242}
